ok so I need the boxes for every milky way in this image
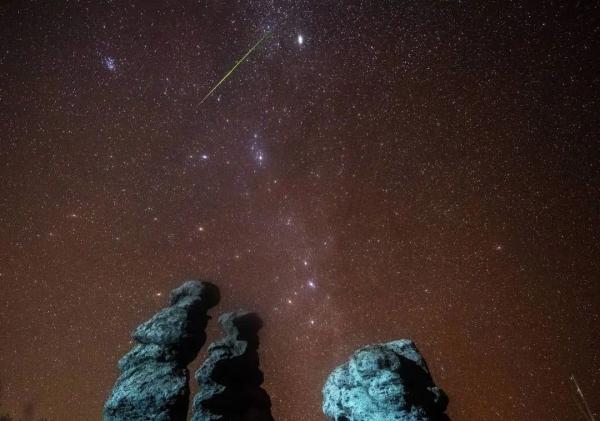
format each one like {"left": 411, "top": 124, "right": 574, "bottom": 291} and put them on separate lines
{"left": 1, "top": 1, "right": 599, "bottom": 420}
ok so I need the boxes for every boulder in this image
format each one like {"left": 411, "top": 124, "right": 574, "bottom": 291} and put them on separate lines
{"left": 322, "top": 340, "right": 448, "bottom": 421}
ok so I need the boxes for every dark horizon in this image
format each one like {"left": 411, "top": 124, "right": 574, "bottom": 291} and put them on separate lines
{"left": 1, "top": 1, "right": 599, "bottom": 420}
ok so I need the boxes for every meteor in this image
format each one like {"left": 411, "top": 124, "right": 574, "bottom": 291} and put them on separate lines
{"left": 200, "top": 31, "right": 271, "bottom": 104}
{"left": 569, "top": 375, "right": 596, "bottom": 421}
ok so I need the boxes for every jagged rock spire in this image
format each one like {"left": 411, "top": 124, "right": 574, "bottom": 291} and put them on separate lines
{"left": 192, "top": 311, "right": 274, "bottom": 421}
{"left": 104, "top": 281, "right": 220, "bottom": 421}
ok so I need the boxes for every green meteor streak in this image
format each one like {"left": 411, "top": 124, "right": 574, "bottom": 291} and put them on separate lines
{"left": 200, "top": 31, "right": 271, "bottom": 104}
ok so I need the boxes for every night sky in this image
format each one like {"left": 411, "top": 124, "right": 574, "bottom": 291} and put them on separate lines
{"left": 1, "top": 1, "right": 599, "bottom": 420}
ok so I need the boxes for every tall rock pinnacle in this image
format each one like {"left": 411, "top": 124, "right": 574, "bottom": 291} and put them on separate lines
{"left": 192, "top": 311, "right": 274, "bottom": 421}
{"left": 104, "top": 281, "right": 220, "bottom": 421}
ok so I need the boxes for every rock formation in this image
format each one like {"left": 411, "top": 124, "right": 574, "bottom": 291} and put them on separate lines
{"left": 192, "top": 311, "right": 274, "bottom": 421}
{"left": 322, "top": 340, "right": 449, "bottom": 421}
{"left": 103, "top": 279, "right": 451, "bottom": 420}
{"left": 104, "top": 280, "right": 220, "bottom": 421}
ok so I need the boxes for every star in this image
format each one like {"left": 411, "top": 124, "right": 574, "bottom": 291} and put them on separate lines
{"left": 1, "top": 3, "right": 596, "bottom": 421}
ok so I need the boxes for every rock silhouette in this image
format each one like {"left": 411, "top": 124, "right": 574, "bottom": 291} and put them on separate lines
{"left": 191, "top": 311, "right": 274, "bottom": 421}
{"left": 103, "top": 281, "right": 220, "bottom": 421}
{"left": 322, "top": 340, "right": 449, "bottom": 421}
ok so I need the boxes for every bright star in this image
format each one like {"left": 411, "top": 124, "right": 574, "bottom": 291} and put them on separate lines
{"left": 308, "top": 280, "right": 316, "bottom": 289}
{"left": 297, "top": 34, "right": 304, "bottom": 45}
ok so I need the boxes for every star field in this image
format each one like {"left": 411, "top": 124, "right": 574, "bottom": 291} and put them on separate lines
{"left": 0, "top": 1, "right": 599, "bottom": 420}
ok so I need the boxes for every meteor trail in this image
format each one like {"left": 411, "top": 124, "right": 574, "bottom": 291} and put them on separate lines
{"left": 200, "top": 31, "right": 271, "bottom": 104}
{"left": 569, "top": 375, "right": 596, "bottom": 421}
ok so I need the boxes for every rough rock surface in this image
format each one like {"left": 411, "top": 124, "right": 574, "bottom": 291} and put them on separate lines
{"left": 192, "top": 311, "right": 274, "bottom": 421}
{"left": 104, "top": 281, "right": 220, "bottom": 421}
{"left": 322, "top": 340, "right": 449, "bottom": 421}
